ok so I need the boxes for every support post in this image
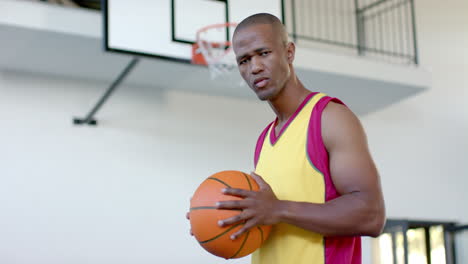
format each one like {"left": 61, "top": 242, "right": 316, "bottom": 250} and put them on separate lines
{"left": 73, "top": 57, "right": 139, "bottom": 126}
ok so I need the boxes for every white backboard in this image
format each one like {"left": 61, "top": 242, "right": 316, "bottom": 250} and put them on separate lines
{"left": 105, "top": 0, "right": 284, "bottom": 62}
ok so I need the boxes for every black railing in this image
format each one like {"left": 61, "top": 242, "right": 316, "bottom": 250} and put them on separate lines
{"left": 285, "top": 0, "right": 419, "bottom": 65}
{"left": 38, "top": 0, "right": 101, "bottom": 10}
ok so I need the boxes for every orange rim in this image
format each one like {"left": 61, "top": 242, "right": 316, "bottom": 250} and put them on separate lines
{"left": 193, "top": 22, "right": 238, "bottom": 65}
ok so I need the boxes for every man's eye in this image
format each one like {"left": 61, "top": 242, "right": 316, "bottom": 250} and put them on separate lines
{"left": 261, "top": 51, "right": 270, "bottom": 56}
{"left": 239, "top": 58, "right": 248, "bottom": 65}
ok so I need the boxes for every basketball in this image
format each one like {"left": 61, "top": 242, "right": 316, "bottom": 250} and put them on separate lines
{"left": 189, "top": 170, "right": 272, "bottom": 259}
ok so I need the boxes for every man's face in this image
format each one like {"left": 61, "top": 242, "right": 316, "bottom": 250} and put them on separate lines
{"left": 233, "top": 24, "right": 291, "bottom": 101}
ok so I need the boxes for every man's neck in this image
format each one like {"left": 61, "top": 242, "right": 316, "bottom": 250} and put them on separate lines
{"left": 269, "top": 77, "right": 311, "bottom": 125}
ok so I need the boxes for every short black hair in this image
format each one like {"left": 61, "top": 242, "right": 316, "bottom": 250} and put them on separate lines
{"left": 233, "top": 13, "right": 288, "bottom": 45}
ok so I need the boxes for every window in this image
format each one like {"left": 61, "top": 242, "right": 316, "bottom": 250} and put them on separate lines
{"left": 372, "top": 219, "right": 467, "bottom": 264}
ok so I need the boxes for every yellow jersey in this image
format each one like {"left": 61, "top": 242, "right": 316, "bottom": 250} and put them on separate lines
{"left": 252, "top": 92, "right": 361, "bottom": 264}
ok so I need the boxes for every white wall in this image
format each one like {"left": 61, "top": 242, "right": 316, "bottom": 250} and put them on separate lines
{"left": 361, "top": 0, "right": 468, "bottom": 222}
{"left": 1, "top": 0, "right": 467, "bottom": 264}
{"left": 0, "top": 70, "right": 272, "bottom": 264}
{"left": 361, "top": 0, "right": 468, "bottom": 261}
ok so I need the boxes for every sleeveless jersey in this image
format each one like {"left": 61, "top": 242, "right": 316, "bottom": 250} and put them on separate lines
{"left": 252, "top": 92, "right": 361, "bottom": 264}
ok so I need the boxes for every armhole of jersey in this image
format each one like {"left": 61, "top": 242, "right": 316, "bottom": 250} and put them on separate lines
{"left": 254, "top": 122, "right": 274, "bottom": 168}
{"left": 307, "top": 96, "right": 345, "bottom": 201}
{"left": 308, "top": 97, "right": 362, "bottom": 264}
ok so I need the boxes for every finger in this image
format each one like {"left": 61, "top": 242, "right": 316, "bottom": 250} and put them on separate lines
{"left": 250, "top": 172, "right": 269, "bottom": 189}
{"left": 218, "top": 211, "right": 254, "bottom": 227}
{"left": 222, "top": 187, "right": 254, "bottom": 198}
{"left": 216, "top": 199, "right": 249, "bottom": 210}
{"left": 187, "top": 212, "right": 192, "bottom": 235}
{"left": 231, "top": 219, "right": 257, "bottom": 240}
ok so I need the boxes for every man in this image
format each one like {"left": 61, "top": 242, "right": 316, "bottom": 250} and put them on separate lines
{"left": 214, "top": 13, "right": 386, "bottom": 264}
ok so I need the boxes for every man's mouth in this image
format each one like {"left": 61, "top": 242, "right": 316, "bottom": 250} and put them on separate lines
{"left": 254, "top": 78, "right": 269, "bottom": 88}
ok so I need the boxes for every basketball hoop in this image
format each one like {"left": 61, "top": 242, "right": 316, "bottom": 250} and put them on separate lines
{"left": 192, "top": 22, "right": 244, "bottom": 86}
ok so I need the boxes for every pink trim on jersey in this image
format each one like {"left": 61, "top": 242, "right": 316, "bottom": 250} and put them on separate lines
{"left": 307, "top": 96, "right": 362, "bottom": 264}
{"left": 269, "top": 92, "right": 319, "bottom": 145}
{"left": 307, "top": 96, "right": 343, "bottom": 201}
{"left": 254, "top": 122, "right": 274, "bottom": 168}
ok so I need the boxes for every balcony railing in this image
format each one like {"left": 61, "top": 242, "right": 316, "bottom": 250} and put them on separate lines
{"left": 284, "top": 0, "right": 419, "bottom": 65}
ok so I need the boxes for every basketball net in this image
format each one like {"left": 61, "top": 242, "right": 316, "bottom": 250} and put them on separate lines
{"left": 192, "top": 23, "right": 245, "bottom": 86}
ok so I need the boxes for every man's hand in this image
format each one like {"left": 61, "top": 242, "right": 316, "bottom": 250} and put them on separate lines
{"left": 216, "top": 172, "right": 280, "bottom": 240}
{"left": 186, "top": 212, "right": 193, "bottom": 236}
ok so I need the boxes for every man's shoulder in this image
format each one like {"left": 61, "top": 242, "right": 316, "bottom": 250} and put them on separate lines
{"left": 322, "top": 99, "right": 354, "bottom": 118}
{"left": 321, "top": 100, "right": 364, "bottom": 151}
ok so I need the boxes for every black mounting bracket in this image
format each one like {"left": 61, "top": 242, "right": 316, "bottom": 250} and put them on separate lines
{"left": 73, "top": 57, "right": 140, "bottom": 126}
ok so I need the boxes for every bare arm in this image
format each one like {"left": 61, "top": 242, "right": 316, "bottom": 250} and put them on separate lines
{"left": 217, "top": 102, "right": 385, "bottom": 239}
{"left": 275, "top": 102, "right": 386, "bottom": 237}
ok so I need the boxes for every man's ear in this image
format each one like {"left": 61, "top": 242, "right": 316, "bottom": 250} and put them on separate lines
{"left": 286, "top": 42, "right": 296, "bottom": 64}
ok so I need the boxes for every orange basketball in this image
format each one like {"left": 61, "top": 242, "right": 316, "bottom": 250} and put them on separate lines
{"left": 189, "top": 170, "right": 271, "bottom": 259}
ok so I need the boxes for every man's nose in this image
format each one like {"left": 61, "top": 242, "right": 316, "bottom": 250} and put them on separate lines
{"left": 250, "top": 56, "right": 264, "bottom": 74}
